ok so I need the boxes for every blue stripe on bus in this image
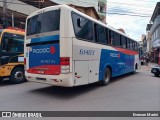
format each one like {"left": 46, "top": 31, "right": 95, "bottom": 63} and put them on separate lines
{"left": 99, "top": 49, "right": 135, "bottom": 81}
{"left": 31, "top": 35, "right": 59, "bottom": 43}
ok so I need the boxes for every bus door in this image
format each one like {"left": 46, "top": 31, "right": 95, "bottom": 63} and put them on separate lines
{"left": 0, "top": 32, "right": 24, "bottom": 66}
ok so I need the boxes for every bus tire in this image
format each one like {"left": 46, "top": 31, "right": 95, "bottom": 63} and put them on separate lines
{"left": 100, "top": 67, "right": 111, "bottom": 86}
{"left": 10, "top": 67, "right": 25, "bottom": 84}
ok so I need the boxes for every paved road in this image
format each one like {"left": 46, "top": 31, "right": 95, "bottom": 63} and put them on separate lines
{"left": 0, "top": 65, "right": 159, "bottom": 119}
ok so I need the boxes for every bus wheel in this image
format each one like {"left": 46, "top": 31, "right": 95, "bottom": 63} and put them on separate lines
{"left": 10, "top": 67, "right": 25, "bottom": 84}
{"left": 100, "top": 68, "right": 111, "bottom": 86}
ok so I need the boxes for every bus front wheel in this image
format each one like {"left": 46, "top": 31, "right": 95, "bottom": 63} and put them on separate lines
{"left": 10, "top": 67, "right": 25, "bottom": 84}
{"left": 100, "top": 68, "right": 111, "bottom": 86}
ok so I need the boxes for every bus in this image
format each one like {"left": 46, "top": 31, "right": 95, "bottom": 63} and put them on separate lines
{"left": 24, "top": 5, "right": 141, "bottom": 87}
{"left": 0, "top": 27, "right": 25, "bottom": 84}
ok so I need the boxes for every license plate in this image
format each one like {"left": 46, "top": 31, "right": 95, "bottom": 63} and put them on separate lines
{"left": 36, "top": 77, "right": 46, "bottom": 81}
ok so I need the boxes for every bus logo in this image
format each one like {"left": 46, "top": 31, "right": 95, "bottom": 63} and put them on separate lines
{"left": 50, "top": 46, "right": 55, "bottom": 54}
{"left": 32, "top": 46, "right": 55, "bottom": 54}
{"left": 110, "top": 53, "right": 120, "bottom": 58}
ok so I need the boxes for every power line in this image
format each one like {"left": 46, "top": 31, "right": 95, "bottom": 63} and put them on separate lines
{"left": 107, "top": 12, "right": 151, "bottom": 17}
{"left": 107, "top": 1, "right": 156, "bottom": 7}
{"left": 107, "top": 9, "right": 152, "bottom": 15}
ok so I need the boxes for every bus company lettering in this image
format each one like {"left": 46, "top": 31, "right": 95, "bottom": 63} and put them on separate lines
{"left": 32, "top": 47, "right": 55, "bottom": 54}
{"left": 110, "top": 53, "right": 120, "bottom": 58}
{"left": 80, "top": 49, "right": 95, "bottom": 55}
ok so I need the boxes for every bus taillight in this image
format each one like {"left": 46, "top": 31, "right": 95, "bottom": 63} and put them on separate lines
{"left": 60, "top": 57, "right": 70, "bottom": 74}
{"left": 60, "top": 57, "right": 70, "bottom": 65}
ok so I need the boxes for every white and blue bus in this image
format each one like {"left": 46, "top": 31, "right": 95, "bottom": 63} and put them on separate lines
{"left": 24, "top": 5, "right": 141, "bottom": 87}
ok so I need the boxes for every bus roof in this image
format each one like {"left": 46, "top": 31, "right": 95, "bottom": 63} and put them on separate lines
{"left": 27, "top": 4, "right": 138, "bottom": 43}
{"left": 0, "top": 28, "right": 25, "bottom": 35}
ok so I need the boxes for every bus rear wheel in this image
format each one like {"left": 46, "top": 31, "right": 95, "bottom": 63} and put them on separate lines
{"left": 100, "top": 67, "right": 111, "bottom": 86}
{"left": 10, "top": 67, "right": 25, "bottom": 84}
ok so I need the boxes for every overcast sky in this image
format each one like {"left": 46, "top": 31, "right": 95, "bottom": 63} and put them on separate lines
{"left": 107, "top": 0, "right": 159, "bottom": 41}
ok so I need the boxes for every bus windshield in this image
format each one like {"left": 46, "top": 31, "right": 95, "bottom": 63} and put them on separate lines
{"left": 1, "top": 32, "right": 24, "bottom": 53}
{"left": 27, "top": 10, "right": 60, "bottom": 36}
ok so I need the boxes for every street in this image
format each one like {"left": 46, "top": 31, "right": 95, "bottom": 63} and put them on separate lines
{"left": 0, "top": 65, "right": 159, "bottom": 112}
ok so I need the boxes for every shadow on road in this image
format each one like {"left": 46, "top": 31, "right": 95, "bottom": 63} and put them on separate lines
{"left": 0, "top": 80, "right": 13, "bottom": 86}
{"left": 29, "top": 72, "right": 140, "bottom": 99}
{"left": 0, "top": 79, "right": 27, "bottom": 86}
{"left": 110, "top": 72, "right": 139, "bottom": 84}
{"left": 29, "top": 83, "right": 100, "bottom": 99}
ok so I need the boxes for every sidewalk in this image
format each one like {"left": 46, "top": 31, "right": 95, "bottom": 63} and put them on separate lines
{"left": 147, "top": 62, "right": 159, "bottom": 68}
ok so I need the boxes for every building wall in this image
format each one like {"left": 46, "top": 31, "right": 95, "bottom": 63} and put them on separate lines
{"left": 0, "top": 0, "right": 38, "bottom": 15}
{"left": 69, "top": 5, "right": 99, "bottom": 20}
{"left": 52, "top": 0, "right": 107, "bottom": 22}
{"left": 146, "top": 31, "right": 152, "bottom": 53}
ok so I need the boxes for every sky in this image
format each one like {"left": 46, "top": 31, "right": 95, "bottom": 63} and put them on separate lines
{"left": 107, "top": 0, "right": 159, "bottom": 41}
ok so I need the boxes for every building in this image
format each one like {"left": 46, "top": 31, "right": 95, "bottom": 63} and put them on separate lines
{"left": 51, "top": 0, "right": 107, "bottom": 23}
{"left": 68, "top": 4, "right": 100, "bottom": 20}
{"left": 150, "top": 2, "right": 160, "bottom": 65}
{"left": 146, "top": 24, "right": 153, "bottom": 62}
{"left": 117, "top": 28, "right": 126, "bottom": 34}
{"left": 0, "top": 0, "right": 38, "bottom": 28}
{"left": 141, "top": 34, "right": 147, "bottom": 56}
{"left": 0, "top": 0, "right": 106, "bottom": 28}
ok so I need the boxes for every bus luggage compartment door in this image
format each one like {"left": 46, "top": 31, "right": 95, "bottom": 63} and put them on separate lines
{"left": 74, "top": 61, "right": 88, "bottom": 86}
{"left": 89, "top": 61, "right": 99, "bottom": 83}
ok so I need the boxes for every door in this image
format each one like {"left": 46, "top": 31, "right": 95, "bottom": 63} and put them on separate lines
{"left": 74, "top": 61, "right": 88, "bottom": 86}
{"left": 89, "top": 61, "right": 99, "bottom": 83}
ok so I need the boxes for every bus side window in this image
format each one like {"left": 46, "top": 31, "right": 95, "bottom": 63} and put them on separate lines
{"left": 94, "top": 24, "right": 98, "bottom": 43}
{"left": 121, "top": 36, "right": 127, "bottom": 49}
{"left": 130, "top": 40, "right": 133, "bottom": 50}
{"left": 108, "top": 30, "right": 113, "bottom": 45}
{"left": 72, "top": 13, "right": 94, "bottom": 41}
{"left": 127, "top": 39, "right": 130, "bottom": 50}
{"left": 113, "top": 32, "right": 120, "bottom": 47}
{"left": 99, "top": 26, "right": 107, "bottom": 44}
{"left": 133, "top": 41, "right": 135, "bottom": 50}
{"left": 106, "top": 28, "right": 108, "bottom": 44}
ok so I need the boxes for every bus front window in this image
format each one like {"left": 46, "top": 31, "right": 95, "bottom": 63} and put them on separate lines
{"left": 1, "top": 33, "right": 24, "bottom": 53}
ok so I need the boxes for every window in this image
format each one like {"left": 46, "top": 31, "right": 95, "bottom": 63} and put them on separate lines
{"left": 113, "top": 32, "right": 120, "bottom": 46}
{"left": 27, "top": 10, "right": 60, "bottom": 36}
{"left": 72, "top": 13, "right": 94, "bottom": 41}
{"left": 108, "top": 30, "right": 114, "bottom": 45}
{"left": 135, "top": 42, "right": 138, "bottom": 51}
{"left": 130, "top": 40, "right": 133, "bottom": 50}
{"left": 121, "top": 36, "right": 127, "bottom": 48}
{"left": 133, "top": 41, "right": 135, "bottom": 50}
{"left": 127, "top": 39, "right": 130, "bottom": 49}
{"left": 105, "top": 28, "right": 109, "bottom": 44}
{"left": 94, "top": 24, "right": 107, "bottom": 44}
{"left": 1, "top": 32, "right": 24, "bottom": 53}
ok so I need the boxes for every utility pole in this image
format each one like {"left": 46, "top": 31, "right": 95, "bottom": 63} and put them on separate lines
{"left": 3, "top": 0, "right": 7, "bottom": 28}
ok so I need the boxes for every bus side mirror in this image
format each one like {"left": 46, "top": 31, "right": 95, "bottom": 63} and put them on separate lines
{"left": 77, "top": 18, "right": 82, "bottom": 28}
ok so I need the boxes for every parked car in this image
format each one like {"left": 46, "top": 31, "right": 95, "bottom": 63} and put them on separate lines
{"left": 151, "top": 66, "right": 160, "bottom": 77}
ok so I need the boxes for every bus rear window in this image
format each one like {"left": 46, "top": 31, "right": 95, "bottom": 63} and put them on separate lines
{"left": 27, "top": 10, "right": 60, "bottom": 36}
